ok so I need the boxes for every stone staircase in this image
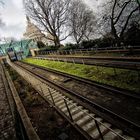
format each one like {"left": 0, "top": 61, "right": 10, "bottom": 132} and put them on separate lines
{"left": 41, "top": 87, "right": 135, "bottom": 140}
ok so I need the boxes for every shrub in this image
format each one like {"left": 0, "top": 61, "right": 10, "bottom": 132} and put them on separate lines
{"left": 37, "top": 41, "right": 46, "bottom": 48}
{"left": 59, "top": 43, "right": 78, "bottom": 50}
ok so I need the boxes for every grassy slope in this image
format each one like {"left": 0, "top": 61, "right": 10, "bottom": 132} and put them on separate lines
{"left": 23, "top": 58, "right": 140, "bottom": 93}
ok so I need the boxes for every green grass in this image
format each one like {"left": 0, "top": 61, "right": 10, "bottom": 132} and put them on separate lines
{"left": 23, "top": 58, "right": 140, "bottom": 93}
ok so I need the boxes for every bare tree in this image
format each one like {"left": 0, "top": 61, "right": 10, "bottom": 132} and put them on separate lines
{"left": 68, "top": 0, "right": 95, "bottom": 45}
{"left": 100, "top": 0, "right": 140, "bottom": 46}
{"left": 24, "top": 0, "right": 71, "bottom": 48}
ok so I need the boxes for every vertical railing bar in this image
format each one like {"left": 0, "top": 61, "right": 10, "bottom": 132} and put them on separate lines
{"left": 64, "top": 99, "right": 73, "bottom": 122}
{"left": 48, "top": 88, "right": 55, "bottom": 105}
{"left": 94, "top": 120, "right": 104, "bottom": 140}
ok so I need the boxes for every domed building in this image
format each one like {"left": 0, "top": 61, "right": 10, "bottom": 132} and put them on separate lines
{"left": 23, "top": 16, "right": 54, "bottom": 46}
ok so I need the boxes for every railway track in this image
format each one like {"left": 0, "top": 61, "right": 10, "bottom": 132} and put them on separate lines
{"left": 15, "top": 61, "right": 140, "bottom": 138}
{"left": 8, "top": 60, "right": 140, "bottom": 139}
{"left": 35, "top": 55, "right": 140, "bottom": 70}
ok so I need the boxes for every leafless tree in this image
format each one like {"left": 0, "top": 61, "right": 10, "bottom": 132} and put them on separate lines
{"left": 24, "top": 0, "right": 71, "bottom": 48}
{"left": 68, "top": 0, "right": 95, "bottom": 45}
{"left": 100, "top": 0, "right": 140, "bottom": 46}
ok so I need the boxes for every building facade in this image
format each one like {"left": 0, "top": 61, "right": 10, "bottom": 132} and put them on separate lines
{"left": 23, "top": 16, "right": 54, "bottom": 46}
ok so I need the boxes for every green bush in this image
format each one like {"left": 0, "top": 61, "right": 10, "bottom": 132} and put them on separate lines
{"left": 81, "top": 40, "right": 96, "bottom": 49}
{"left": 37, "top": 41, "right": 46, "bottom": 48}
{"left": 59, "top": 43, "right": 78, "bottom": 50}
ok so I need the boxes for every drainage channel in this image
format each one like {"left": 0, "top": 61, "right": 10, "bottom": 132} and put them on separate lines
{"left": 8, "top": 60, "right": 135, "bottom": 140}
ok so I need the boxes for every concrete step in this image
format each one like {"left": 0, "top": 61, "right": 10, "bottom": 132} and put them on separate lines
{"left": 45, "top": 89, "right": 59, "bottom": 95}
{"left": 51, "top": 91, "right": 61, "bottom": 96}
{"left": 76, "top": 113, "right": 95, "bottom": 127}
{"left": 52, "top": 93, "right": 62, "bottom": 99}
{"left": 47, "top": 94, "right": 60, "bottom": 100}
{"left": 58, "top": 100, "right": 74, "bottom": 109}
{"left": 72, "top": 110, "right": 89, "bottom": 121}
{"left": 42, "top": 87, "right": 55, "bottom": 94}
{"left": 99, "top": 129, "right": 123, "bottom": 140}
{"left": 49, "top": 88, "right": 56, "bottom": 93}
{"left": 69, "top": 106, "right": 83, "bottom": 115}
{"left": 61, "top": 103, "right": 77, "bottom": 113}
{"left": 53, "top": 96, "right": 65, "bottom": 102}
{"left": 82, "top": 118, "right": 103, "bottom": 133}
{"left": 89, "top": 122, "right": 111, "bottom": 139}
{"left": 55, "top": 100, "right": 65, "bottom": 106}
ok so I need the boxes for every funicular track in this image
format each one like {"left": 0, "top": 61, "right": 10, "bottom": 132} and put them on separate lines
{"left": 8, "top": 60, "right": 139, "bottom": 139}
{"left": 34, "top": 55, "right": 140, "bottom": 70}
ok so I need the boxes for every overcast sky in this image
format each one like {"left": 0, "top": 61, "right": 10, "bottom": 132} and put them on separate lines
{"left": 0, "top": 0, "right": 99, "bottom": 41}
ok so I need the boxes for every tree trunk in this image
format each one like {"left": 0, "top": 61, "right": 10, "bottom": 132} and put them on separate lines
{"left": 54, "top": 36, "right": 61, "bottom": 49}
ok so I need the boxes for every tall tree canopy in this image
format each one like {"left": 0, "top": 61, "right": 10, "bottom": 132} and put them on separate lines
{"left": 100, "top": 0, "right": 140, "bottom": 46}
{"left": 68, "top": 0, "right": 95, "bottom": 45}
{"left": 24, "top": 0, "right": 96, "bottom": 47}
{"left": 25, "top": 0, "right": 72, "bottom": 48}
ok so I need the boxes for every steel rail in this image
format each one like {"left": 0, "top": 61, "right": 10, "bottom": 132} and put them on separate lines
{"left": 20, "top": 61, "right": 140, "bottom": 100}
{"left": 15, "top": 61, "right": 140, "bottom": 131}
{"left": 35, "top": 56, "right": 140, "bottom": 70}
{"left": 8, "top": 61, "right": 130, "bottom": 140}
{"left": 37, "top": 55, "right": 140, "bottom": 62}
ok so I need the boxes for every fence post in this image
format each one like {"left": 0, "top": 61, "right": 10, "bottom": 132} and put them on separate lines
{"left": 82, "top": 59, "right": 85, "bottom": 65}
{"left": 57, "top": 57, "right": 59, "bottom": 62}
{"left": 52, "top": 57, "right": 54, "bottom": 61}
{"left": 65, "top": 59, "right": 67, "bottom": 63}
{"left": 86, "top": 50, "right": 88, "bottom": 55}
{"left": 48, "top": 88, "right": 55, "bottom": 105}
{"left": 72, "top": 59, "right": 75, "bottom": 64}
{"left": 94, "top": 120, "right": 104, "bottom": 140}
{"left": 64, "top": 99, "right": 73, "bottom": 122}
{"left": 80, "top": 49, "right": 82, "bottom": 55}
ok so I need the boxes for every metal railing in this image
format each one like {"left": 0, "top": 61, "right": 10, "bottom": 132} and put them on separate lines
{"left": 36, "top": 46, "right": 140, "bottom": 56}
{"left": 44, "top": 86, "right": 128, "bottom": 140}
